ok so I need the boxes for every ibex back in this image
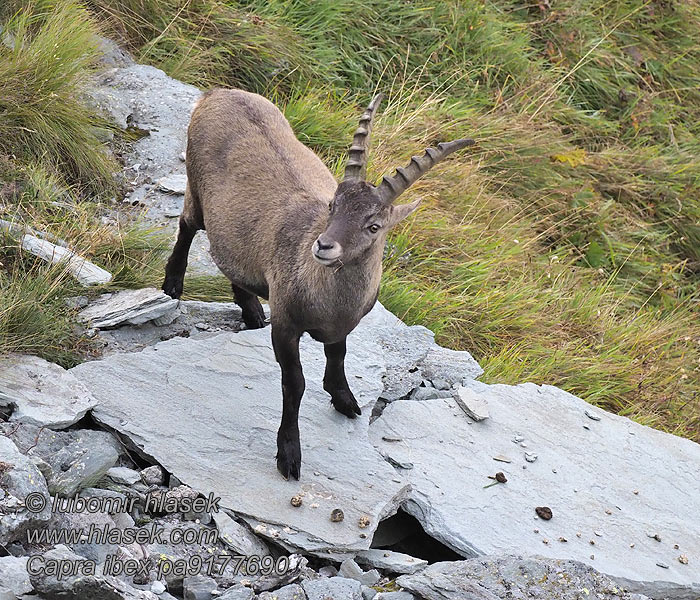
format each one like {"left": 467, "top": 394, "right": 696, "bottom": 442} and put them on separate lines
{"left": 164, "top": 89, "right": 472, "bottom": 479}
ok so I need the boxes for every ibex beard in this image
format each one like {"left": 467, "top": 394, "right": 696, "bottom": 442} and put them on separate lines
{"left": 163, "top": 89, "right": 473, "bottom": 480}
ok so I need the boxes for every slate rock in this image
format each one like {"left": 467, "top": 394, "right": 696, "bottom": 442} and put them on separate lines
{"left": 0, "top": 556, "right": 32, "bottom": 597}
{"left": 339, "top": 559, "right": 380, "bottom": 586}
{"left": 183, "top": 575, "right": 218, "bottom": 600}
{"left": 79, "top": 288, "right": 180, "bottom": 329}
{"left": 71, "top": 306, "right": 409, "bottom": 558}
{"left": 0, "top": 354, "right": 96, "bottom": 428}
{"left": 408, "top": 387, "right": 452, "bottom": 402}
{"left": 255, "top": 583, "right": 303, "bottom": 600}
{"left": 370, "top": 381, "right": 700, "bottom": 599}
{"left": 374, "top": 593, "right": 415, "bottom": 600}
{"left": 107, "top": 466, "right": 141, "bottom": 485}
{"left": 397, "top": 556, "right": 652, "bottom": 600}
{"left": 213, "top": 512, "right": 270, "bottom": 556}
{"left": 419, "top": 345, "right": 483, "bottom": 388}
{"left": 355, "top": 549, "right": 427, "bottom": 575}
{"left": 302, "top": 577, "right": 362, "bottom": 600}
{"left": 158, "top": 174, "right": 187, "bottom": 195}
{"left": 29, "top": 545, "right": 159, "bottom": 600}
{"left": 0, "top": 436, "right": 51, "bottom": 545}
{"left": 454, "top": 386, "right": 489, "bottom": 421}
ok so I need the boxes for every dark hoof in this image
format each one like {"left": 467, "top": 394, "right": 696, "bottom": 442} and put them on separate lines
{"left": 242, "top": 307, "right": 267, "bottom": 330}
{"left": 163, "top": 275, "right": 183, "bottom": 299}
{"left": 276, "top": 435, "right": 301, "bottom": 480}
{"left": 330, "top": 389, "right": 362, "bottom": 419}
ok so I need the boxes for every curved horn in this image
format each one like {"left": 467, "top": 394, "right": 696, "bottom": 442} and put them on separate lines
{"left": 343, "top": 93, "right": 384, "bottom": 182}
{"left": 376, "top": 138, "right": 475, "bottom": 204}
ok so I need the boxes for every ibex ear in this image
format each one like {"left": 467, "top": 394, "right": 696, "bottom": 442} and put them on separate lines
{"left": 386, "top": 198, "right": 421, "bottom": 228}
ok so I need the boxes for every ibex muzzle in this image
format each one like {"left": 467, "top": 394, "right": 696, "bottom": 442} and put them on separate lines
{"left": 163, "top": 88, "right": 473, "bottom": 480}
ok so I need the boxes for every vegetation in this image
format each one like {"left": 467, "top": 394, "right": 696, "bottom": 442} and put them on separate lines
{"left": 1, "top": 0, "right": 697, "bottom": 437}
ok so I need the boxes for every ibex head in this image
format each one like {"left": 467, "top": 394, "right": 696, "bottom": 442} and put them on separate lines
{"left": 312, "top": 94, "right": 474, "bottom": 267}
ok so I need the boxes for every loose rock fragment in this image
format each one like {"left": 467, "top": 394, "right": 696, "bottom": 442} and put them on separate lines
{"left": 647, "top": 532, "right": 661, "bottom": 542}
{"left": 656, "top": 562, "right": 669, "bottom": 569}
{"left": 535, "top": 506, "right": 552, "bottom": 520}
{"left": 524, "top": 452, "right": 538, "bottom": 463}
{"left": 679, "top": 555, "right": 688, "bottom": 565}
{"left": 495, "top": 472, "right": 507, "bottom": 483}
{"left": 584, "top": 409, "right": 601, "bottom": 421}
{"left": 493, "top": 455, "right": 512, "bottom": 463}
{"left": 358, "top": 515, "right": 370, "bottom": 528}
{"left": 290, "top": 495, "right": 302, "bottom": 508}
{"left": 455, "top": 386, "right": 489, "bottom": 421}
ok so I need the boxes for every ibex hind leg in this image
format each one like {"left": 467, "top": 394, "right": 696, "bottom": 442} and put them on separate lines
{"left": 231, "top": 283, "right": 266, "bottom": 329}
{"left": 163, "top": 184, "right": 202, "bottom": 299}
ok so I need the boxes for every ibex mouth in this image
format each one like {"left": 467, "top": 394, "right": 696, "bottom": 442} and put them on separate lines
{"left": 312, "top": 252, "right": 341, "bottom": 267}
{"left": 312, "top": 239, "right": 342, "bottom": 266}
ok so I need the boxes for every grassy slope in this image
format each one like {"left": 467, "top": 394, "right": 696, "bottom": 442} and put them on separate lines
{"left": 1, "top": 0, "right": 698, "bottom": 436}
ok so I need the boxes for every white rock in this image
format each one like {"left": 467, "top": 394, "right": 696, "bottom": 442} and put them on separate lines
{"left": 371, "top": 381, "right": 700, "bottom": 599}
{"left": 106, "top": 466, "right": 140, "bottom": 485}
{"left": 79, "top": 288, "right": 180, "bottom": 329}
{"left": 455, "top": 386, "right": 489, "bottom": 421}
{"left": 355, "top": 549, "right": 427, "bottom": 574}
{"left": 213, "top": 511, "right": 270, "bottom": 557}
{"left": 0, "top": 354, "right": 96, "bottom": 428}
{"left": 158, "top": 173, "right": 187, "bottom": 195}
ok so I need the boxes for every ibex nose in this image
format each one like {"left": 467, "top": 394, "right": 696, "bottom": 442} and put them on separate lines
{"left": 313, "top": 235, "right": 342, "bottom": 265}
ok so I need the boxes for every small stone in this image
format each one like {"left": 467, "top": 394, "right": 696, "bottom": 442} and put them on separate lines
{"left": 576, "top": 532, "right": 582, "bottom": 538}
{"left": 590, "top": 554, "right": 595, "bottom": 560}
{"left": 542, "top": 539, "right": 549, "bottom": 545}
{"left": 513, "top": 435, "right": 525, "bottom": 443}
{"left": 647, "top": 532, "right": 661, "bottom": 542}
{"left": 493, "top": 455, "right": 512, "bottom": 463}
{"left": 630, "top": 543, "right": 635, "bottom": 548}
{"left": 524, "top": 452, "right": 538, "bottom": 463}
{"left": 656, "top": 562, "right": 669, "bottom": 569}
{"left": 583, "top": 425, "right": 590, "bottom": 430}
{"left": 558, "top": 537, "right": 567, "bottom": 543}
{"left": 674, "top": 543, "right": 680, "bottom": 549}
{"left": 678, "top": 555, "right": 688, "bottom": 565}
{"left": 330, "top": 508, "right": 344, "bottom": 522}
{"left": 495, "top": 472, "right": 507, "bottom": 483}
{"left": 534, "top": 529, "right": 539, "bottom": 534}
{"left": 151, "top": 581, "right": 166, "bottom": 594}
{"left": 290, "top": 495, "right": 302, "bottom": 508}
{"left": 633, "top": 489, "right": 639, "bottom": 495}
{"left": 455, "top": 386, "right": 489, "bottom": 421}
{"left": 594, "top": 531, "right": 602, "bottom": 537}
{"left": 140, "top": 465, "right": 165, "bottom": 486}
{"left": 535, "top": 506, "right": 552, "bottom": 520}
{"left": 605, "top": 509, "right": 612, "bottom": 515}
{"left": 358, "top": 515, "right": 370, "bottom": 528}
{"left": 589, "top": 540, "right": 595, "bottom": 545}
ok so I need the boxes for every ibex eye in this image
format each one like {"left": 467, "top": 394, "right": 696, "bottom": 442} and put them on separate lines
{"left": 369, "top": 224, "right": 380, "bottom": 233}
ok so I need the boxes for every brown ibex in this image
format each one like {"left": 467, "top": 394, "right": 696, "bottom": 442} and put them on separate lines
{"left": 163, "top": 89, "right": 472, "bottom": 479}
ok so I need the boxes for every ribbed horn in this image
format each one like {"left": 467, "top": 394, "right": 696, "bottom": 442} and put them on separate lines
{"left": 376, "top": 138, "right": 475, "bottom": 204}
{"left": 343, "top": 93, "right": 384, "bottom": 182}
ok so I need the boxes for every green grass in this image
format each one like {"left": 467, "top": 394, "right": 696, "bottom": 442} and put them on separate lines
{"left": 1, "top": 0, "right": 698, "bottom": 439}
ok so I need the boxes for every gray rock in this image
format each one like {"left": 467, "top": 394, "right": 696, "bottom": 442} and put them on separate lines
{"left": 213, "top": 512, "right": 270, "bottom": 556}
{"left": 0, "top": 556, "right": 32, "bottom": 597}
{"left": 252, "top": 554, "right": 309, "bottom": 593}
{"left": 0, "top": 436, "right": 51, "bottom": 544}
{"left": 44, "top": 430, "right": 121, "bottom": 496}
{"left": 71, "top": 306, "right": 410, "bottom": 558}
{"left": 419, "top": 345, "right": 483, "bottom": 387}
{"left": 65, "top": 295, "right": 89, "bottom": 309}
{"left": 79, "top": 288, "right": 180, "bottom": 329}
{"left": 370, "top": 381, "right": 700, "bottom": 599}
{"left": 361, "top": 586, "right": 376, "bottom": 600}
{"left": 29, "top": 545, "right": 159, "bottom": 600}
{"left": 408, "top": 386, "right": 452, "bottom": 402}
{"left": 87, "top": 62, "right": 217, "bottom": 275}
{"left": 318, "top": 566, "right": 338, "bottom": 578}
{"left": 355, "top": 550, "right": 427, "bottom": 574}
{"left": 140, "top": 465, "right": 165, "bottom": 486}
{"left": 107, "top": 466, "right": 141, "bottom": 485}
{"left": 454, "top": 386, "right": 489, "bottom": 421}
{"left": 255, "top": 584, "right": 302, "bottom": 600}
{"left": 302, "top": 577, "right": 362, "bottom": 600}
{"left": 158, "top": 173, "right": 187, "bottom": 195}
{"left": 397, "top": 556, "right": 652, "bottom": 600}
{"left": 338, "top": 559, "right": 380, "bottom": 586}
{"left": 151, "top": 581, "right": 166, "bottom": 595}
{"left": 374, "top": 593, "right": 415, "bottom": 600}
{"left": 183, "top": 575, "right": 218, "bottom": 600}
{"left": 96, "top": 35, "right": 134, "bottom": 68}
{"left": 0, "top": 354, "right": 96, "bottom": 428}
{"left": 46, "top": 504, "right": 120, "bottom": 564}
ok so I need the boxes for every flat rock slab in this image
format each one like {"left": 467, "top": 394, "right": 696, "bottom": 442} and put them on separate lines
{"left": 0, "top": 354, "right": 96, "bottom": 428}
{"left": 370, "top": 380, "right": 700, "bottom": 599}
{"left": 71, "top": 307, "right": 409, "bottom": 558}
{"left": 79, "top": 288, "right": 180, "bottom": 329}
{"left": 397, "top": 556, "right": 652, "bottom": 600}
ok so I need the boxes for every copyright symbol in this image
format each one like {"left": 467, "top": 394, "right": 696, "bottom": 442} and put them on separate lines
{"left": 25, "top": 492, "right": 47, "bottom": 513}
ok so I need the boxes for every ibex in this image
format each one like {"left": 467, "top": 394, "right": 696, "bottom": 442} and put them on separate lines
{"left": 163, "top": 89, "right": 472, "bottom": 479}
